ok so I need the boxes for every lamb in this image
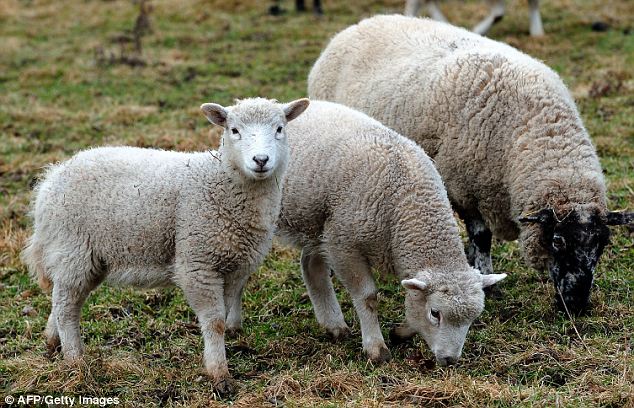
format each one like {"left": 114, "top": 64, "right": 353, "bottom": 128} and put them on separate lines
{"left": 272, "top": 100, "right": 506, "bottom": 365}
{"left": 307, "top": 15, "right": 632, "bottom": 316}
{"left": 405, "top": 0, "right": 544, "bottom": 37}
{"left": 21, "top": 97, "right": 310, "bottom": 395}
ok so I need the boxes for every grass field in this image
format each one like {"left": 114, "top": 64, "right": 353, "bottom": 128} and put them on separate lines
{"left": 1, "top": 0, "right": 633, "bottom": 406}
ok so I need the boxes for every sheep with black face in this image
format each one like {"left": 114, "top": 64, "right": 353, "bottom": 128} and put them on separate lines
{"left": 307, "top": 15, "right": 633, "bottom": 315}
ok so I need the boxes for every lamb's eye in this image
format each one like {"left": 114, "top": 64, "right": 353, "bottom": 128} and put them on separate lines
{"left": 231, "top": 128, "right": 239, "bottom": 135}
{"left": 277, "top": 126, "right": 283, "bottom": 133}
{"left": 430, "top": 309, "right": 440, "bottom": 320}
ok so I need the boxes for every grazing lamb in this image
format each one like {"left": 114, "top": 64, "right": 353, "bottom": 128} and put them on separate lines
{"left": 21, "top": 97, "right": 309, "bottom": 395}
{"left": 273, "top": 101, "right": 506, "bottom": 365}
{"left": 405, "top": 0, "right": 544, "bottom": 37}
{"left": 308, "top": 15, "right": 632, "bottom": 316}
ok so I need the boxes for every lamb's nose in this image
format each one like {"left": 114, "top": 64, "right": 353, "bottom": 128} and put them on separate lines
{"left": 253, "top": 155, "right": 269, "bottom": 167}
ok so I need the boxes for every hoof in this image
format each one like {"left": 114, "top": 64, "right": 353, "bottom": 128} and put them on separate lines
{"left": 213, "top": 377, "right": 236, "bottom": 397}
{"left": 326, "top": 326, "right": 350, "bottom": 341}
{"left": 389, "top": 326, "right": 415, "bottom": 346}
{"left": 62, "top": 347, "right": 85, "bottom": 364}
{"left": 368, "top": 345, "right": 392, "bottom": 364}
{"left": 45, "top": 336, "right": 61, "bottom": 358}
{"left": 225, "top": 327, "right": 242, "bottom": 338}
{"left": 45, "top": 341, "right": 61, "bottom": 359}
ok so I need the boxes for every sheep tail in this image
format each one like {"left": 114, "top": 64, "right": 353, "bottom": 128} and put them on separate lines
{"left": 21, "top": 236, "right": 53, "bottom": 292}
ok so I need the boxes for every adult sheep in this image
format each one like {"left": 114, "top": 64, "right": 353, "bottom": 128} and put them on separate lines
{"left": 405, "top": 0, "right": 544, "bottom": 37}
{"left": 275, "top": 101, "right": 506, "bottom": 365}
{"left": 308, "top": 15, "right": 632, "bottom": 316}
{"left": 21, "top": 97, "right": 309, "bottom": 395}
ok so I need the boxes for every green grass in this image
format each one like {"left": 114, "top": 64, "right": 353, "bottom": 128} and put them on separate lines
{"left": 1, "top": 0, "right": 632, "bottom": 406}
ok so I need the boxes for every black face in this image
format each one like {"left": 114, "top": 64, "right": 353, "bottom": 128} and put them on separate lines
{"left": 546, "top": 212, "right": 611, "bottom": 315}
{"left": 521, "top": 209, "right": 611, "bottom": 316}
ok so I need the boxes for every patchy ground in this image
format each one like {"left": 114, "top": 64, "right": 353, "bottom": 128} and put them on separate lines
{"left": 0, "top": 0, "right": 632, "bottom": 406}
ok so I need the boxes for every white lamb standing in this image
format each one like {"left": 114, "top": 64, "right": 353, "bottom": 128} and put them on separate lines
{"left": 405, "top": 0, "right": 544, "bottom": 37}
{"left": 21, "top": 97, "right": 310, "bottom": 395}
{"left": 308, "top": 15, "right": 633, "bottom": 316}
{"left": 274, "top": 100, "right": 506, "bottom": 366}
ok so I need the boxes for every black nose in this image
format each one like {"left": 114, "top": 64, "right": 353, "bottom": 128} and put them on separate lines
{"left": 437, "top": 356, "right": 457, "bottom": 366}
{"left": 253, "top": 155, "right": 269, "bottom": 168}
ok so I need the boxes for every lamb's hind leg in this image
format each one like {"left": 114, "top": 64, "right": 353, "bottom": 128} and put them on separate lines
{"left": 426, "top": 1, "right": 449, "bottom": 22}
{"left": 51, "top": 274, "right": 99, "bottom": 362}
{"left": 327, "top": 247, "right": 391, "bottom": 363}
{"left": 465, "top": 216, "right": 494, "bottom": 275}
{"left": 45, "top": 311, "right": 60, "bottom": 357}
{"left": 473, "top": 0, "right": 505, "bottom": 35}
{"left": 301, "top": 249, "right": 349, "bottom": 340}
{"left": 404, "top": 0, "right": 422, "bottom": 17}
{"left": 224, "top": 269, "right": 250, "bottom": 337}
{"left": 47, "top": 247, "right": 104, "bottom": 362}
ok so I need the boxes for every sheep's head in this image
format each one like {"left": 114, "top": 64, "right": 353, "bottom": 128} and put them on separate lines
{"left": 519, "top": 208, "right": 632, "bottom": 316}
{"left": 400, "top": 269, "right": 506, "bottom": 366}
{"left": 201, "top": 98, "right": 309, "bottom": 180}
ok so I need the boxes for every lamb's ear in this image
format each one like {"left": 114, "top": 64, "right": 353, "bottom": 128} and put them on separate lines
{"left": 283, "top": 98, "right": 310, "bottom": 122}
{"left": 401, "top": 278, "right": 429, "bottom": 293}
{"left": 200, "top": 103, "right": 228, "bottom": 127}
{"left": 518, "top": 209, "right": 554, "bottom": 224}
{"left": 481, "top": 273, "right": 507, "bottom": 288}
{"left": 606, "top": 211, "right": 634, "bottom": 226}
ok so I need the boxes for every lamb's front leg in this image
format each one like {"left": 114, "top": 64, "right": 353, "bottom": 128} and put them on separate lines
{"left": 177, "top": 269, "right": 234, "bottom": 396}
{"left": 329, "top": 249, "right": 391, "bottom": 363}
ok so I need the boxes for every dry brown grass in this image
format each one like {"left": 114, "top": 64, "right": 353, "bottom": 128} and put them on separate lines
{"left": 1, "top": 0, "right": 632, "bottom": 406}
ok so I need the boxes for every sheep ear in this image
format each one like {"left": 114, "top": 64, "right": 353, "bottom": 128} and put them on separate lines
{"left": 283, "top": 98, "right": 310, "bottom": 122}
{"left": 401, "top": 278, "right": 428, "bottom": 293}
{"left": 481, "top": 273, "right": 507, "bottom": 288}
{"left": 518, "top": 209, "right": 554, "bottom": 224}
{"left": 200, "top": 103, "right": 228, "bottom": 127}
{"left": 606, "top": 211, "right": 634, "bottom": 226}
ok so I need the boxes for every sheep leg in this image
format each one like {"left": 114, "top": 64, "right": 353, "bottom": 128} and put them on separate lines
{"left": 45, "top": 311, "right": 61, "bottom": 357}
{"left": 528, "top": 0, "right": 544, "bottom": 36}
{"left": 313, "top": 0, "right": 323, "bottom": 15}
{"left": 473, "top": 0, "right": 505, "bottom": 35}
{"left": 179, "top": 273, "right": 234, "bottom": 396}
{"left": 51, "top": 282, "right": 94, "bottom": 362}
{"left": 426, "top": 1, "right": 449, "bottom": 22}
{"left": 329, "top": 250, "right": 391, "bottom": 363}
{"left": 224, "top": 270, "right": 250, "bottom": 336}
{"left": 465, "top": 217, "right": 494, "bottom": 275}
{"left": 301, "top": 249, "right": 350, "bottom": 340}
{"left": 295, "top": 0, "right": 306, "bottom": 12}
{"left": 404, "top": 0, "right": 422, "bottom": 17}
